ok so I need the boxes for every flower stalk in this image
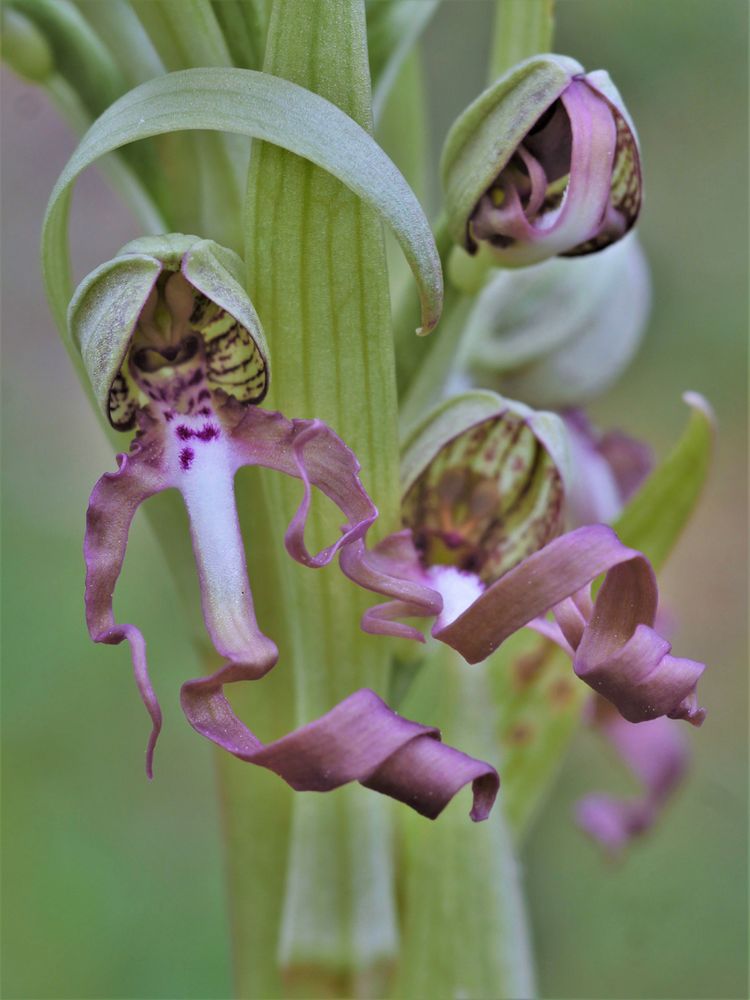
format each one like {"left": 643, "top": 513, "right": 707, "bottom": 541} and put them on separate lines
{"left": 490, "top": 0, "right": 555, "bottom": 81}
{"left": 231, "top": 0, "right": 404, "bottom": 991}
{"left": 394, "top": 641, "right": 537, "bottom": 999}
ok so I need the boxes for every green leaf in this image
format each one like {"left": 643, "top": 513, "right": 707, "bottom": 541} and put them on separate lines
{"left": 210, "top": 0, "right": 269, "bottom": 70}
{"left": 613, "top": 392, "right": 715, "bottom": 570}
{"left": 42, "top": 66, "right": 442, "bottom": 340}
{"left": 73, "top": 0, "right": 165, "bottom": 87}
{"left": 366, "top": 0, "right": 441, "bottom": 123}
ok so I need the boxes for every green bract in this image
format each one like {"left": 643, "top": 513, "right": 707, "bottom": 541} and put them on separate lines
{"left": 401, "top": 389, "right": 570, "bottom": 495}
{"left": 463, "top": 234, "right": 651, "bottom": 407}
{"left": 42, "top": 67, "right": 443, "bottom": 339}
{"left": 68, "top": 234, "right": 269, "bottom": 429}
{"left": 440, "top": 53, "right": 581, "bottom": 253}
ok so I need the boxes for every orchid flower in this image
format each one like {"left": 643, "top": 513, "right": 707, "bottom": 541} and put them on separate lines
{"left": 341, "top": 392, "right": 705, "bottom": 728}
{"left": 74, "top": 235, "right": 498, "bottom": 822}
{"left": 576, "top": 698, "right": 690, "bottom": 855}
{"left": 441, "top": 54, "right": 642, "bottom": 267}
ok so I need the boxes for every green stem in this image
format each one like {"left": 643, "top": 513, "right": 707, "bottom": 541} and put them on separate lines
{"left": 489, "top": 0, "right": 555, "bottom": 81}
{"left": 222, "top": 0, "right": 404, "bottom": 993}
{"left": 394, "top": 643, "right": 537, "bottom": 999}
{"left": 377, "top": 47, "right": 430, "bottom": 308}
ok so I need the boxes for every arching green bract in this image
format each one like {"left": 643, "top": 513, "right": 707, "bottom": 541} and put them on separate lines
{"left": 42, "top": 66, "right": 443, "bottom": 340}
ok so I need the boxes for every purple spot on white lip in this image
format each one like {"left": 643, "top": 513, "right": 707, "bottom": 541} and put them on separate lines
{"left": 197, "top": 423, "right": 220, "bottom": 442}
{"left": 198, "top": 407, "right": 211, "bottom": 417}
{"left": 179, "top": 447, "right": 194, "bottom": 471}
{"left": 176, "top": 425, "right": 192, "bottom": 440}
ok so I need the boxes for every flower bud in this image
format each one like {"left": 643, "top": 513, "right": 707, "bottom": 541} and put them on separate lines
{"left": 461, "top": 234, "right": 651, "bottom": 407}
{"left": 441, "top": 54, "right": 642, "bottom": 267}
{"left": 400, "top": 391, "right": 570, "bottom": 584}
{"left": 68, "top": 234, "right": 270, "bottom": 430}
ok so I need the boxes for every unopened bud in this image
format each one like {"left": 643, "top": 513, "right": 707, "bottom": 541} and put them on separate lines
{"left": 441, "top": 54, "right": 642, "bottom": 268}
{"left": 462, "top": 234, "right": 650, "bottom": 407}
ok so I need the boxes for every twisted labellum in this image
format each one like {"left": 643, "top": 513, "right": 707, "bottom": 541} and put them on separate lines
{"left": 80, "top": 242, "right": 498, "bottom": 821}
{"left": 341, "top": 400, "right": 705, "bottom": 730}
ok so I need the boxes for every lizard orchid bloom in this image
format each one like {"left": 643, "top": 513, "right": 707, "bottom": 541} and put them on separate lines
{"left": 342, "top": 393, "right": 705, "bottom": 728}
{"left": 577, "top": 699, "right": 689, "bottom": 855}
{"left": 442, "top": 55, "right": 642, "bottom": 268}
{"left": 74, "top": 235, "right": 498, "bottom": 821}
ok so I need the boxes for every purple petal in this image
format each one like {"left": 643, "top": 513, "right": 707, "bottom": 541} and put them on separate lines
{"left": 576, "top": 701, "right": 689, "bottom": 854}
{"left": 433, "top": 525, "right": 705, "bottom": 725}
{"left": 172, "top": 402, "right": 496, "bottom": 817}
{"left": 564, "top": 73, "right": 643, "bottom": 255}
{"left": 84, "top": 441, "right": 167, "bottom": 777}
{"left": 340, "top": 531, "right": 443, "bottom": 642}
{"left": 222, "top": 402, "right": 376, "bottom": 565}
{"left": 597, "top": 429, "right": 653, "bottom": 501}
{"left": 535, "top": 79, "right": 617, "bottom": 251}
{"left": 564, "top": 410, "right": 652, "bottom": 526}
{"left": 473, "top": 79, "right": 618, "bottom": 266}
{"left": 223, "top": 402, "right": 442, "bottom": 639}
{"left": 573, "top": 561, "right": 705, "bottom": 725}
{"left": 180, "top": 682, "right": 498, "bottom": 821}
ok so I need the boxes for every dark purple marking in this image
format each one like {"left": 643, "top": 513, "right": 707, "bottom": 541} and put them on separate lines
{"left": 188, "top": 368, "right": 204, "bottom": 387}
{"left": 197, "top": 389, "right": 211, "bottom": 402}
{"left": 197, "top": 423, "right": 220, "bottom": 442}
{"left": 179, "top": 447, "right": 195, "bottom": 471}
{"left": 198, "top": 407, "right": 211, "bottom": 417}
{"left": 164, "top": 410, "right": 175, "bottom": 422}
{"left": 176, "top": 425, "right": 193, "bottom": 440}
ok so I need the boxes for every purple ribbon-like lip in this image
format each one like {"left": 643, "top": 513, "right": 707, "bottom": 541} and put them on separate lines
{"left": 84, "top": 390, "right": 497, "bottom": 821}
{"left": 342, "top": 522, "right": 706, "bottom": 729}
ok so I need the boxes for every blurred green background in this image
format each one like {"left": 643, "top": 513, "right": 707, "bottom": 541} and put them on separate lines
{"left": 2, "top": 2, "right": 747, "bottom": 997}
